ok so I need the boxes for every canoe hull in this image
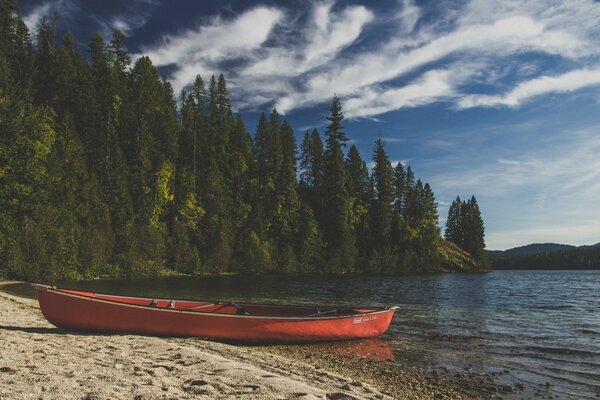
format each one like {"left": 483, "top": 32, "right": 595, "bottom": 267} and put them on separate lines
{"left": 36, "top": 287, "right": 396, "bottom": 342}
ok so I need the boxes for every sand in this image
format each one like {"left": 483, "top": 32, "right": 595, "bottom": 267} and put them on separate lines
{"left": 0, "top": 284, "right": 487, "bottom": 399}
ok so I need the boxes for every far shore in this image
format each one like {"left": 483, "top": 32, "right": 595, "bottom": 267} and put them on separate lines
{"left": 0, "top": 282, "right": 492, "bottom": 399}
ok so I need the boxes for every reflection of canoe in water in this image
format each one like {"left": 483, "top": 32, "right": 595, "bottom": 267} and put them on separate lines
{"left": 33, "top": 284, "right": 397, "bottom": 342}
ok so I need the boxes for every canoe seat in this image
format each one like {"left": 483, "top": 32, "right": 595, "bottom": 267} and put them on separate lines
{"left": 182, "top": 302, "right": 250, "bottom": 315}
{"left": 309, "top": 308, "right": 338, "bottom": 317}
{"left": 231, "top": 302, "right": 250, "bottom": 316}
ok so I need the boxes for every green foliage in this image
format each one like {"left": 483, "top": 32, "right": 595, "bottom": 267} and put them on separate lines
{"left": 491, "top": 246, "right": 600, "bottom": 269}
{"left": 444, "top": 195, "right": 486, "bottom": 264}
{"left": 438, "top": 240, "right": 487, "bottom": 272}
{"left": 0, "top": 7, "right": 488, "bottom": 279}
{"left": 370, "top": 138, "right": 393, "bottom": 251}
{"left": 320, "top": 96, "right": 356, "bottom": 272}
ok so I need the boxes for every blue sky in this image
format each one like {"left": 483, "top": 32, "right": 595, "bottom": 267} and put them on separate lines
{"left": 20, "top": 0, "right": 600, "bottom": 250}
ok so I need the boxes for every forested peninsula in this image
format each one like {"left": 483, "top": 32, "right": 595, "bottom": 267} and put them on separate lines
{"left": 0, "top": 3, "right": 487, "bottom": 281}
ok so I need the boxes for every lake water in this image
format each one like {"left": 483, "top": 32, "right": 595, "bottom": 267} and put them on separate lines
{"left": 5, "top": 270, "right": 600, "bottom": 399}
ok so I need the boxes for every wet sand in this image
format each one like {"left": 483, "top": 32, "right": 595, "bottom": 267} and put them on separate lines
{"left": 0, "top": 283, "right": 491, "bottom": 399}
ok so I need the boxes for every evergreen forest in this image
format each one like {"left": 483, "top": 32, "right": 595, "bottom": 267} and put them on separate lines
{"left": 0, "top": 2, "right": 487, "bottom": 281}
{"left": 490, "top": 246, "right": 600, "bottom": 270}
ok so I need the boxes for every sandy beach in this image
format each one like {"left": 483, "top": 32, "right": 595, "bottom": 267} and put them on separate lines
{"left": 0, "top": 284, "right": 483, "bottom": 400}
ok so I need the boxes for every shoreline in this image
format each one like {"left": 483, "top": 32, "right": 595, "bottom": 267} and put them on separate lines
{"left": 1, "top": 284, "right": 490, "bottom": 399}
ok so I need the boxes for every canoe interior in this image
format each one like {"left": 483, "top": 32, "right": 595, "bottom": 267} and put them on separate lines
{"left": 56, "top": 288, "right": 386, "bottom": 318}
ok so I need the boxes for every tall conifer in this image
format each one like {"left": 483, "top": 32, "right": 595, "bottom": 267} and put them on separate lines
{"left": 321, "top": 96, "right": 355, "bottom": 272}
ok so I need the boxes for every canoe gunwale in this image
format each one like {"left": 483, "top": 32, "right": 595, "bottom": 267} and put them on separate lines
{"left": 32, "top": 283, "right": 398, "bottom": 321}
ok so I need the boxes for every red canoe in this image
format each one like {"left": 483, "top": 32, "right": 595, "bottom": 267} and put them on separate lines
{"left": 33, "top": 284, "right": 397, "bottom": 342}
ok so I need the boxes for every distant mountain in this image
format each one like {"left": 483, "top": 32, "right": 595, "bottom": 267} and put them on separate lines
{"left": 580, "top": 242, "right": 600, "bottom": 249}
{"left": 486, "top": 242, "right": 600, "bottom": 270}
{"left": 486, "top": 243, "right": 576, "bottom": 257}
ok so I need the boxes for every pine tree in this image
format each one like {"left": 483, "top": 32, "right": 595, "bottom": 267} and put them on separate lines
{"left": 444, "top": 195, "right": 485, "bottom": 264}
{"left": 445, "top": 196, "right": 463, "bottom": 246}
{"left": 422, "top": 183, "right": 438, "bottom": 223}
{"left": 33, "top": 14, "right": 58, "bottom": 106}
{"left": 271, "top": 120, "right": 300, "bottom": 271}
{"left": 321, "top": 96, "right": 355, "bottom": 272}
{"left": 46, "top": 115, "right": 112, "bottom": 278}
{"left": 325, "top": 95, "right": 347, "bottom": 146}
{"left": 414, "top": 181, "right": 440, "bottom": 269}
{"left": 0, "top": 98, "right": 57, "bottom": 279}
{"left": 345, "top": 145, "right": 371, "bottom": 264}
{"left": 298, "top": 129, "right": 324, "bottom": 214}
{"left": 295, "top": 203, "right": 325, "bottom": 272}
{"left": 463, "top": 195, "right": 486, "bottom": 263}
{"left": 370, "top": 138, "right": 394, "bottom": 251}
{"left": 403, "top": 166, "right": 419, "bottom": 227}
{"left": 392, "top": 162, "right": 405, "bottom": 214}
{"left": 299, "top": 131, "right": 312, "bottom": 187}
{"left": 0, "top": 1, "right": 34, "bottom": 98}
{"left": 310, "top": 129, "right": 325, "bottom": 188}
{"left": 110, "top": 29, "right": 130, "bottom": 75}
{"left": 88, "top": 33, "right": 117, "bottom": 188}
{"left": 346, "top": 144, "right": 371, "bottom": 207}
{"left": 251, "top": 112, "right": 272, "bottom": 238}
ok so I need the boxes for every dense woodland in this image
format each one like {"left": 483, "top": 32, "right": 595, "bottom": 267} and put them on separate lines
{"left": 0, "top": 2, "right": 486, "bottom": 281}
{"left": 444, "top": 196, "right": 486, "bottom": 263}
{"left": 490, "top": 245, "right": 600, "bottom": 269}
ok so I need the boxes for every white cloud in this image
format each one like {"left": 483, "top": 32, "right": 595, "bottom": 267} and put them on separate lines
{"left": 343, "top": 70, "right": 455, "bottom": 118}
{"left": 276, "top": 13, "right": 588, "bottom": 113}
{"left": 396, "top": 0, "right": 420, "bottom": 34}
{"left": 25, "top": 0, "right": 152, "bottom": 42}
{"left": 23, "top": 2, "right": 53, "bottom": 31}
{"left": 23, "top": 0, "right": 75, "bottom": 33}
{"left": 137, "top": 7, "right": 283, "bottom": 93}
{"left": 240, "top": 3, "right": 373, "bottom": 78}
{"left": 109, "top": 15, "right": 148, "bottom": 36}
{"left": 92, "top": 13, "right": 150, "bottom": 39}
{"left": 458, "top": 68, "right": 600, "bottom": 108}
{"left": 380, "top": 137, "right": 404, "bottom": 143}
{"left": 366, "top": 159, "right": 406, "bottom": 171}
{"left": 303, "top": 3, "right": 373, "bottom": 71}
{"left": 130, "top": 0, "right": 600, "bottom": 116}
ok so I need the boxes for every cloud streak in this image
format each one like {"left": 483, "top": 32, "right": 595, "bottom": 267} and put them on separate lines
{"left": 137, "top": 7, "right": 283, "bottom": 93}
{"left": 129, "top": 0, "right": 600, "bottom": 117}
{"left": 23, "top": 0, "right": 76, "bottom": 33}
{"left": 458, "top": 68, "right": 600, "bottom": 108}
{"left": 429, "top": 129, "right": 600, "bottom": 249}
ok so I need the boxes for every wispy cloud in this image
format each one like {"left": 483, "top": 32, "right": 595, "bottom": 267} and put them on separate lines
{"left": 243, "top": 2, "right": 373, "bottom": 79}
{"left": 458, "top": 68, "right": 600, "bottom": 108}
{"left": 23, "top": 2, "right": 53, "bottom": 31}
{"left": 137, "top": 7, "right": 283, "bottom": 93}
{"left": 26, "top": 1, "right": 600, "bottom": 117}
{"left": 24, "top": 0, "right": 153, "bottom": 42}
{"left": 92, "top": 14, "right": 150, "bottom": 39}
{"left": 23, "top": 0, "right": 76, "bottom": 33}
{"left": 344, "top": 70, "right": 456, "bottom": 118}
{"left": 395, "top": 0, "right": 420, "bottom": 34}
{"left": 430, "top": 129, "right": 600, "bottom": 249}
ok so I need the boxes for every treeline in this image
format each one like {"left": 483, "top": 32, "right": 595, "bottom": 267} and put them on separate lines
{"left": 491, "top": 246, "right": 600, "bottom": 270}
{"left": 0, "top": 2, "right": 485, "bottom": 281}
{"left": 444, "top": 196, "right": 486, "bottom": 264}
